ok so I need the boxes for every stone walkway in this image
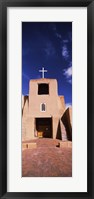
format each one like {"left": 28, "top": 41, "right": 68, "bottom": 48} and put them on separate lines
{"left": 22, "top": 138, "right": 72, "bottom": 177}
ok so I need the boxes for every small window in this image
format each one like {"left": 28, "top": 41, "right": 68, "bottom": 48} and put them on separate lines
{"left": 38, "top": 83, "right": 49, "bottom": 95}
{"left": 40, "top": 103, "right": 46, "bottom": 112}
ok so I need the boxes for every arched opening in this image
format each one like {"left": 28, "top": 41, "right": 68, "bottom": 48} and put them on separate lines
{"left": 40, "top": 103, "right": 46, "bottom": 112}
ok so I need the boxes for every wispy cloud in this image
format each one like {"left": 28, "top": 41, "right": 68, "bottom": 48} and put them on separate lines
{"left": 63, "top": 66, "right": 72, "bottom": 78}
{"left": 51, "top": 23, "right": 62, "bottom": 40}
{"left": 62, "top": 45, "right": 69, "bottom": 59}
{"left": 63, "top": 39, "right": 69, "bottom": 43}
{"left": 44, "top": 42, "right": 55, "bottom": 56}
{"left": 68, "top": 79, "right": 72, "bottom": 84}
{"left": 63, "top": 66, "right": 72, "bottom": 84}
{"left": 66, "top": 103, "right": 72, "bottom": 109}
{"left": 55, "top": 32, "right": 62, "bottom": 39}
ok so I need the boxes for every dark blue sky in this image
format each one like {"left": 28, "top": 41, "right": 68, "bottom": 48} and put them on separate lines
{"left": 22, "top": 22, "right": 72, "bottom": 105}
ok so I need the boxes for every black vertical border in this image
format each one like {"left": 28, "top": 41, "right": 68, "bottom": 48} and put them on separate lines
{"left": 0, "top": 0, "right": 94, "bottom": 198}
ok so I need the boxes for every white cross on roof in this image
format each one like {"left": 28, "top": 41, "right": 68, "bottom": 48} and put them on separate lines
{"left": 39, "top": 67, "right": 47, "bottom": 78}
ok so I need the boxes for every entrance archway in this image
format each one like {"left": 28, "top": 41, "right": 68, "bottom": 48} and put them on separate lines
{"left": 36, "top": 118, "right": 52, "bottom": 138}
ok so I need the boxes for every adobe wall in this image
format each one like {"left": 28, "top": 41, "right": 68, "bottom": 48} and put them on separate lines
{"left": 22, "top": 96, "right": 29, "bottom": 141}
{"left": 61, "top": 107, "right": 72, "bottom": 141}
{"left": 22, "top": 78, "right": 72, "bottom": 141}
{"left": 29, "top": 78, "right": 59, "bottom": 118}
{"left": 58, "top": 96, "right": 66, "bottom": 117}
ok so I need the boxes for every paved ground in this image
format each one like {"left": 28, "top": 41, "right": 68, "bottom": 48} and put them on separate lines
{"left": 22, "top": 138, "right": 72, "bottom": 177}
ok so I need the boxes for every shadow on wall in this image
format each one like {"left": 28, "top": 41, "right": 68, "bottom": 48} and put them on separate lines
{"left": 61, "top": 108, "right": 72, "bottom": 141}
{"left": 22, "top": 96, "right": 29, "bottom": 117}
{"left": 56, "top": 121, "right": 62, "bottom": 140}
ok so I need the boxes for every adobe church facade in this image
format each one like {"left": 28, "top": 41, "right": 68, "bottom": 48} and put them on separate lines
{"left": 22, "top": 78, "right": 72, "bottom": 141}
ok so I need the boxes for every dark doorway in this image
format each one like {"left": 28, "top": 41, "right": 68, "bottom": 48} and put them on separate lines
{"left": 36, "top": 118, "right": 52, "bottom": 138}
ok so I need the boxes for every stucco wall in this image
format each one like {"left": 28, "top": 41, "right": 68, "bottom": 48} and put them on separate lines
{"left": 22, "top": 78, "right": 72, "bottom": 141}
{"left": 22, "top": 96, "right": 29, "bottom": 141}
{"left": 61, "top": 107, "right": 72, "bottom": 141}
{"left": 29, "top": 78, "right": 59, "bottom": 118}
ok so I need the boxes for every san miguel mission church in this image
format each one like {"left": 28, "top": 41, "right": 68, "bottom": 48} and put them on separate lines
{"left": 22, "top": 67, "right": 72, "bottom": 142}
